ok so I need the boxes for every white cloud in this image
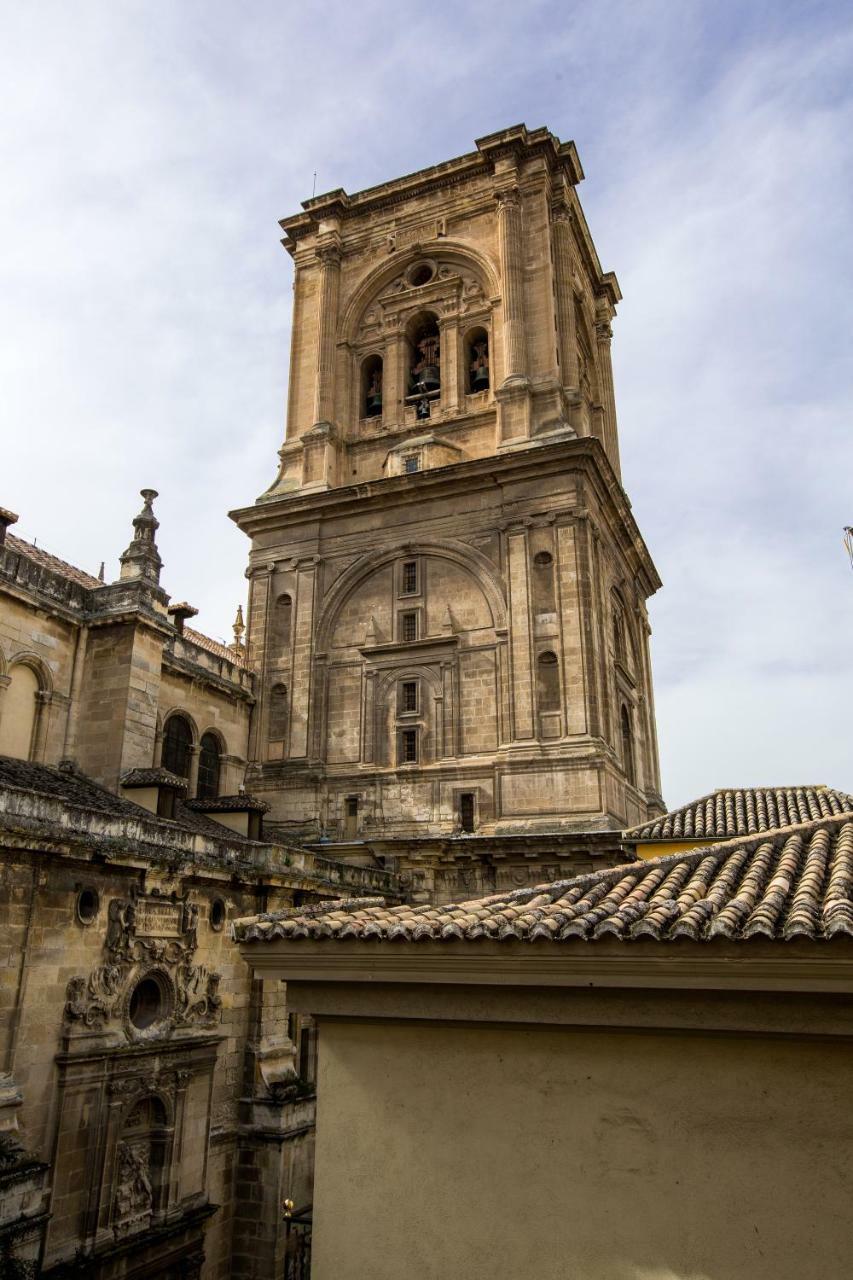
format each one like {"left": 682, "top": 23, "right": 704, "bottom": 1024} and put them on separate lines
{"left": 2, "top": 1, "right": 851, "bottom": 804}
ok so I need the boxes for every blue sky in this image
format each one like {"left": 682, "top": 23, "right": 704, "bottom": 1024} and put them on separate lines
{"left": 3, "top": 1, "right": 852, "bottom": 805}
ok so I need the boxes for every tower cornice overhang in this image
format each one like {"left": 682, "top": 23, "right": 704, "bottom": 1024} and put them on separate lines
{"left": 229, "top": 437, "right": 662, "bottom": 599}
{"left": 280, "top": 124, "right": 584, "bottom": 250}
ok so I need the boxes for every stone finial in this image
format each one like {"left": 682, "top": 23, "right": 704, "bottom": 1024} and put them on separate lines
{"left": 364, "top": 615, "right": 380, "bottom": 647}
{"left": 118, "top": 489, "right": 163, "bottom": 584}
{"left": 441, "top": 603, "right": 455, "bottom": 634}
{"left": 232, "top": 605, "right": 245, "bottom": 653}
{"left": 98, "top": 561, "right": 105, "bottom": 582}
{"left": 0, "top": 507, "right": 19, "bottom": 548}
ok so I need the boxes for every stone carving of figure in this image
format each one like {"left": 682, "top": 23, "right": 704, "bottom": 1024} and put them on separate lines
{"left": 182, "top": 901, "right": 199, "bottom": 951}
{"left": 114, "top": 1141, "right": 153, "bottom": 1228}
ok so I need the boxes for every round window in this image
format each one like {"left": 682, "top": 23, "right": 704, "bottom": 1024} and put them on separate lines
{"left": 408, "top": 262, "right": 434, "bottom": 288}
{"left": 129, "top": 976, "right": 168, "bottom": 1031}
{"left": 210, "top": 898, "right": 226, "bottom": 932}
{"left": 533, "top": 551, "right": 553, "bottom": 567}
{"left": 76, "top": 887, "right": 100, "bottom": 925}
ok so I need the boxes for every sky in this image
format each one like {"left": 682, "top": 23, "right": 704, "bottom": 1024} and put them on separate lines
{"left": 2, "top": 0, "right": 852, "bottom": 807}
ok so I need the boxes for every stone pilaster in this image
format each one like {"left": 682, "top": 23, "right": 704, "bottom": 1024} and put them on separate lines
{"left": 552, "top": 202, "right": 580, "bottom": 394}
{"left": 495, "top": 187, "right": 532, "bottom": 443}
{"left": 312, "top": 241, "right": 341, "bottom": 428}
{"left": 506, "top": 530, "right": 534, "bottom": 740}
{"left": 288, "top": 563, "right": 317, "bottom": 760}
{"left": 594, "top": 301, "right": 622, "bottom": 481}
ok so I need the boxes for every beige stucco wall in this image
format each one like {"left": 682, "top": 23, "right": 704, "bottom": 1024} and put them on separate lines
{"left": 311, "top": 1018, "right": 853, "bottom": 1280}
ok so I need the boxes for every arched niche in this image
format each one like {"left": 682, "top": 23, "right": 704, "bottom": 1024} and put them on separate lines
{"left": 317, "top": 542, "right": 508, "bottom": 654}
{"left": 463, "top": 325, "right": 490, "bottom": 394}
{"left": 0, "top": 661, "right": 41, "bottom": 760}
{"left": 341, "top": 241, "right": 500, "bottom": 346}
{"left": 405, "top": 311, "right": 441, "bottom": 401}
{"left": 361, "top": 353, "right": 383, "bottom": 419}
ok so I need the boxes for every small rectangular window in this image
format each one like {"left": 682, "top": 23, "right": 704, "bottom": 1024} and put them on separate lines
{"left": 459, "top": 792, "right": 475, "bottom": 833}
{"left": 346, "top": 797, "right": 359, "bottom": 817}
{"left": 404, "top": 454, "right": 421, "bottom": 473}
{"left": 402, "top": 560, "right": 418, "bottom": 595}
{"left": 400, "top": 611, "right": 418, "bottom": 642}
{"left": 401, "top": 728, "right": 418, "bottom": 764}
{"left": 401, "top": 680, "right": 418, "bottom": 713}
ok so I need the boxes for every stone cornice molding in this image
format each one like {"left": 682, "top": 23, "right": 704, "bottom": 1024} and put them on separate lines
{"left": 239, "top": 939, "right": 853, "bottom": 999}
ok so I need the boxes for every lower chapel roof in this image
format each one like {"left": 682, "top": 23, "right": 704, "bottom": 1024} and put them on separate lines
{"left": 624, "top": 785, "right": 853, "bottom": 842}
{"left": 3, "top": 532, "right": 244, "bottom": 667}
{"left": 234, "top": 812, "right": 853, "bottom": 946}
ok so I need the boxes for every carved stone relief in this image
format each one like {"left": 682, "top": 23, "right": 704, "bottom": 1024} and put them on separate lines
{"left": 64, "top": 890, "right": 221, "bottom": 1041}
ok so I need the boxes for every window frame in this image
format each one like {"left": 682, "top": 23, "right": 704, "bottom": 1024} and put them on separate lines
{"left": 399, "top": 611, "right": 419, "bottom": 643}
{"left": 399, "top": 679, "right": 420, "bottom": 716}
{"left": 399, "top": 727, "right": 419, "bottom": 766}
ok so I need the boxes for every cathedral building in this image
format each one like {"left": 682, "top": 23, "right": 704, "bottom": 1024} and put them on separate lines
{"left": 231, "top": 124, "right": 665, "bottom": 889}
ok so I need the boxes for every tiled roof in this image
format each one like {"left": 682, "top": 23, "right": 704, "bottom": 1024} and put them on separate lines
{"left": 182, "top": 625, "right": 246, "bottom": 667}
{"left": 186, "top": 794, "right": 269, "bottom": 814}
{"left": 120, "top": 767, "right": 189, "bottom": 790}
{"left": 624, "top": 786, "right": 853, "bottom": 842}
{"left": 0, "top": 756, "right": 245, "bottom": 841}
{"left": 5, "top": 533, "right": 103, "bottom": 588}
{"left": 233, "top": 813, "right": 853, "bottom": 944}
{"left": 5, "top": 533, "right": 246, "bottom": 669}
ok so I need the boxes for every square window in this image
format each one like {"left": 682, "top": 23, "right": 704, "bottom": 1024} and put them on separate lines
{"left": 401, "top": 680, "right": 418, "bottom": 713}
{"left": 401, "top": 728, "right": 418, "bottom": 764}
{"left": 404, "top": 454, "right": 421, "bottom": 473}
{"left": 402, "top": 560, "right": 418, "bottom": 595}
{"left": 400, "top": 612, "right": 418, "bottom": 642}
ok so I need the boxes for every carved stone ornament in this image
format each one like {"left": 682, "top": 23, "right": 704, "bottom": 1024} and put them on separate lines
{"left": 64, "top": 889, "right": 221, "bottom": 1040}
{"left": 113, "top": 1140, "right": 154, "bottom": 1236}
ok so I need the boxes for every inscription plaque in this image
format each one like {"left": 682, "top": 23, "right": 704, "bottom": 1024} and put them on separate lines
{"left": 135, "top": 899, "right": 183, "bottom": 938}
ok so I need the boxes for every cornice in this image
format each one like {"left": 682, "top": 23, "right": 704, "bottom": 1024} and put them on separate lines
{"left": 239, "top": 939, "right": 853, "bottom": 997}
{"left": 230, "top": 436, "right": 661, "bottom": 598}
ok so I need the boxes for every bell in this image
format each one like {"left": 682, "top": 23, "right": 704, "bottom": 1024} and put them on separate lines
{"left": 471, "top": 365, "right": 489, "bottom": 392}
{"left": 420, "top": 364, "right": 440, "bottom": 394}
{"left": 366, "top": 388, "right": 382, "bottom": 416}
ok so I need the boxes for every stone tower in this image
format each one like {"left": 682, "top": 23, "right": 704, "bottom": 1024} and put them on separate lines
{"left": 231, "top": 125, "right": 665, "bottom": 848}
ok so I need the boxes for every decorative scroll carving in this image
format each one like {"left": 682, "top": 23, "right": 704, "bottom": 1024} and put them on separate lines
{"left": 64, "top": 890, "right": 221, "bottom": 1040}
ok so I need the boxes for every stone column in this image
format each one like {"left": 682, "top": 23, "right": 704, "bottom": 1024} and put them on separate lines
{"left": 313, "top": 241, "right": 342, "bottom": 428}
{"left": 383, "top": 326, "right": 404, "bottom": 429}
{"left": 495, "top": 188, "right": 528, "bottom": 383}
{"left": 552, "top": 202, "right": 579, "bottom": 391}
{"left": 439, "top": 316, "right": 459, "bottom": 415}
{"left": 594, "top": 302, "right": 622, "bottom": 481}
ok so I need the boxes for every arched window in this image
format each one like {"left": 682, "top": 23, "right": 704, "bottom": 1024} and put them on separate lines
{"left": 0, "top": 663, "right": 40, "bottom": 760}
{"left": 621, "top": 704, "right": 636, "bottom": 787}
{"left": 274, "top": 594, "right": 293, "bottom": 652}
{"left": 161, "top": 714, "right": 193, "bottom": 778}
{"left": 464, "top": 327, "right": 490, "bottom": 394}
{"left": 407, "top": 314, "right": 440, "bottom": 399}
{"left": 362, "top": 355, "right": 383, "bottom": 418}
{"left": 197, "top": 732, "right": 221, "bottom": 799}
{"left": 536, "top": 651, "right": 561, "bottom": 713}
{"left": 269, "top": 683, "right": 288, "bottom": 742}
{"left": 532, "top": 549, "right": 557, "bottom": 615}
{"left": 113, "top": 1094, "right": 170, "bottom": 1234}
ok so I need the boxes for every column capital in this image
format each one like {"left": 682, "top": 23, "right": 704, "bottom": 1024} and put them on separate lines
{"left": 550, "top": 197, "right": 573, "bottom": 226}
{"left": 494, "top": 186, "right": 521, "bottom": 212}
{"left": 316, "top": 238, "right": 342, "bottom": 268}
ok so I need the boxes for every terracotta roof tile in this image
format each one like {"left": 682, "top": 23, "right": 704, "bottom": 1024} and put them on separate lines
{"left": 624, "top": 785, "right": 853, "bottom": 841}
{"left": 233, "top": 813, "right": 853, "bottom": 945}
{"left": 4, "top": 534, "right": 247, "bottom": 669}
{"left": 5, "top": 533, "right": 102, "bottom": 588}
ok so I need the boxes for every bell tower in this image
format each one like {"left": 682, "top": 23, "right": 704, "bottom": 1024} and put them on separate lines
{"left": 231, "top": 124, "right": 665, "bottom": 881}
